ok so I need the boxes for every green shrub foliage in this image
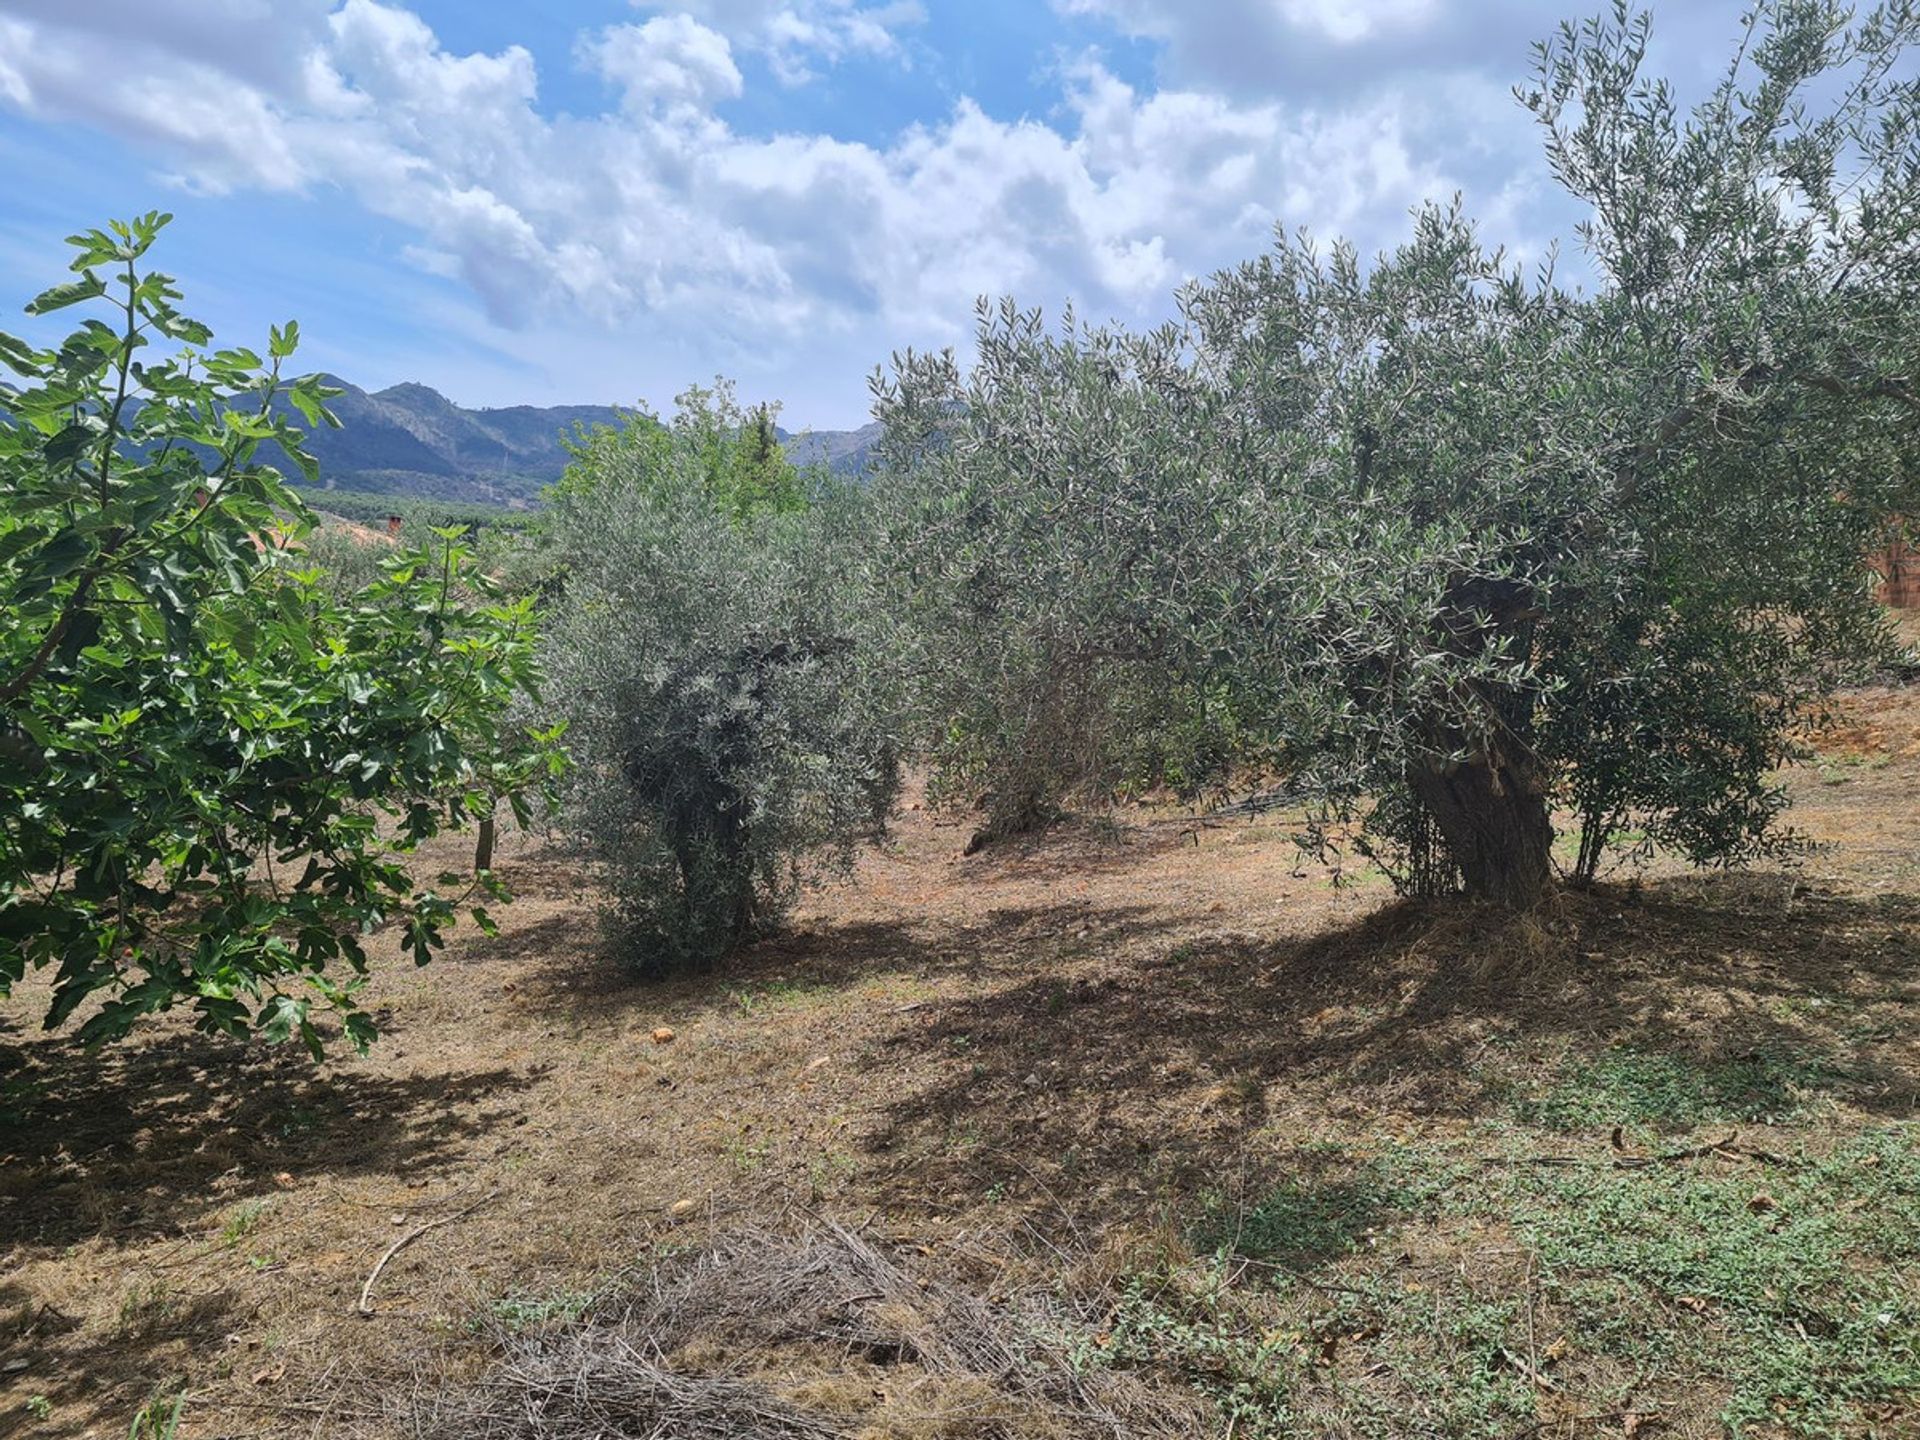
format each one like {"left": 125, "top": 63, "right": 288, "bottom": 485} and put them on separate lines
{"left": 875, "top": 1, "right": 1919, "bottom": 905}
{"left": 546, "top": 409, "right": 897, "bottom": 974}
{"left": 0, "top": 215, "right": 563, "bottom": 1053}
{"left": 298, "top": 520, "right": 395, "bottom": 599}
{"left": 870, "top": 302, "right": 1257, "bottom": 844}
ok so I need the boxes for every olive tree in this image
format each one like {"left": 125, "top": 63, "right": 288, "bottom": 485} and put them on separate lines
{"left": 545, "top": 407, "right": 898, "bottom": 973}
{"left": 875, "top": 0, "right": 1919, "bottom": 908}
{"left": 870, "top": 301, "right": 1255, "bottom": 846}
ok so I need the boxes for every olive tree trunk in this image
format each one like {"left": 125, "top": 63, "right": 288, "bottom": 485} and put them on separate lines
{"left": 1406, "top": 578, "right": 1557, "bottom": 910}
{"left": 1409, "top": 753, "right": 1553, "bottom": 910}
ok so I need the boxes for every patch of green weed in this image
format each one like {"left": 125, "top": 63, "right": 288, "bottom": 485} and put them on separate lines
{"left": 114, "top": 1279, "right": 179, "bottom": 1338}
{"left": 1089, "top": 1264, "right": 1301, "bottom": 1438}
{"left": 218, "top": 1198, "right": 272, "bottom": 1248}
{"left": 725, "top": 978, "right": 830, "bottom": 1016}
{"left": 482, "top": 1288, "right": 598, "bottom": 1333}
{"left": 1199, "top": 1172, "right": 1398, "bottom": 1269}
{"left": 1086, "top": 1251, "right": 1536, "bottom": 1439}
{"left": 1084, "top": 1131, "right": 1919, "bottom": 1438}
{"left": 1515, "top": 1045, "right": 1837, "bottom": 1132}
{"left": 1496, "top": 1127, "right": 1920, "bottom": 1436}
{"left": 126, "top": 1390, "right": 185, "bottom": 1440}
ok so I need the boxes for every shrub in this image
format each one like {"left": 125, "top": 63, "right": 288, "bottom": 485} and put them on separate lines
{"left": 545, "top": 408, "right": 897, "bottom": 973}
{"left": 0, "top": 215, "right": 563, "bottom": 1053}
{"left": 871, "top": 304, "right": 1245, "bottom": 844}
{"left": 297, "top": 519, "right": 394, "bottom": 598}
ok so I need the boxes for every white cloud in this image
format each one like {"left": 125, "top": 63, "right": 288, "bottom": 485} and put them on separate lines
{"left": 0, "top": 21, "right": 37, "bottom": 111}
{"left": 0, "top": 23, "right": 307, "bottom": 192}
{"left": 590, "top": 17, "right": 744, "bottom": 112}
{"left": 0, "top": 0, "right": 1572, "bottom": 421}
{"left": 1062, "top": 0, "right": 1439, "bottom": 50}
{"left": 628, "top": 0, "right": 926, "bottom": 85}
{"left": 1280, "top": 0, "right": 1439, "bottom": 43}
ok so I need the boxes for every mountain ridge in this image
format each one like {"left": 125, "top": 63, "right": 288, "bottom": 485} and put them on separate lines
{"left": 288, "top": 376, "right": 880, "bottom": 505}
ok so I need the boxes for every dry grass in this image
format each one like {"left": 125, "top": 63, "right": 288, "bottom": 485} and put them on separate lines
{"left": 2, "top": 690, "right": 1918, "bottom": 1438}
{"left": 410, "top": 1222, "right": 1199, "bottom": 1440}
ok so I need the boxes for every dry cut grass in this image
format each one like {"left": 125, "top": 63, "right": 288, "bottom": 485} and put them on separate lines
{"left": 2, "top": 687, "right": 1919, "bottom": 1438}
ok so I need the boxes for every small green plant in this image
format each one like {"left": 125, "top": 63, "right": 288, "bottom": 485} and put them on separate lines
{"left": 274, "top": 1105, "right": 327, "bottom": 1139}
{"left": 218, "top": 1199, "right": 272, "bottom": 1248}
{"left": 25, "top": 1395, "right": 51, "bottom": 1420}
{"left": 0, "top": 1072, "right": 36, "bottom": 1127}
{"left": 806, "top": 1147, "right": 857, "bottom": 1198}
{"left": 482, "top": 1288, "right": 597, "bottom": 1334}
{"left": 115, "top": 1279, "right": 178, "bottom": 1338}
{"left": 726, "top": 978, "right": 826, "bottom": 1016}
{"left": 723, "top": 1134, "right": 769, "bottom": 1173}
{"left": 126, "top": 1391, "right": 184, "bottom": 1440}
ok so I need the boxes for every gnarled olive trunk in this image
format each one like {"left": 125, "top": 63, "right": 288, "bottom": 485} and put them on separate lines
{"left": 1414, "top": 572, "right": 1554, "bottom": 910}
{"left": 1409, "top": 751, "right": 1553, "bottom": 910}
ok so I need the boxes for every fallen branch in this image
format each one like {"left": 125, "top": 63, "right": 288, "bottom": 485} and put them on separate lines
{"left": 1499, "top": 1344, "right": 1559, "bottom": 1392}
{"left": 1477, "top": 1131, "right": 1799, "bottom": 1173}
{"left": 1501, "top": 1411, "right": 1662, "bottom": 1440}
{"left": 357, "top": 1189, "right": 500, "bottom": 1318}
{"left": 1613, "top": 1131, "right": 1800, "bottom": 1170}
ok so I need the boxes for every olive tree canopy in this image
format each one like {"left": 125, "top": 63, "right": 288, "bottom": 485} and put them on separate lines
{"left": 874, "top": 0, "right": 1920, "bottom": 907}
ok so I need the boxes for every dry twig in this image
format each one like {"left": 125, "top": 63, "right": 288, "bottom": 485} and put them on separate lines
{"left": 357, "top": 1190, "right": 500, "bottom": 1318}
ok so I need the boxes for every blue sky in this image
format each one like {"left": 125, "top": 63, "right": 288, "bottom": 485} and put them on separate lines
{"left": 0, "top": 1, "right": 1745, "bottom": 428}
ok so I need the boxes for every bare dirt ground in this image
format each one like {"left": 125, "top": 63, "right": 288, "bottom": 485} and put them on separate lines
{"left": 3, "top": 686, "right": 1918, "bottom": 1439}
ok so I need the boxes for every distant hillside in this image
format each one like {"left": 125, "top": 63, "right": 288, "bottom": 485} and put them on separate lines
{"left": 779, "top": 420, "right": 884, "bottom": 478}
{"left": 284, "top": 378, "right": 623, "bottom": 506}
{"left": 282, "top": 378, "right": 881, "bottom": 505}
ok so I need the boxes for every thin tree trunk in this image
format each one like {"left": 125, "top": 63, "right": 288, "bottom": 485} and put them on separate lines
{"left": 1409, "top": 754, "right": 1553, "bottom": 910}
{"left": 474, "top": 812, "right": 496, "bottom": 873}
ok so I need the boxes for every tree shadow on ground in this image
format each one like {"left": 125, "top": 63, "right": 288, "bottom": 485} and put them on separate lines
{"left": 0, "top": 1019, "right": 539, "bottom": 1438}
{"left": 949, "top": 811, "right": 1198, "bottom": 884}
{"left": 447, "top": 909, "right": 604, "bottom": 977}
{"left": 846, "top": 871, "right": 1920, "bottom": 1227}
{"left": 0, "top": 1029, "right": 536, "bottom": 1250}
{"left": 0, "top": 1270, "right": 238, "bottom": 1439}
{"left": 510, "top": 898, "right": 1198, "bottom": 1044}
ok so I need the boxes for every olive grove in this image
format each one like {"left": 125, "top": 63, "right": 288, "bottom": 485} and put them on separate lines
{"left": 874, "top": 0, "right": 1920, "bottom": 908}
